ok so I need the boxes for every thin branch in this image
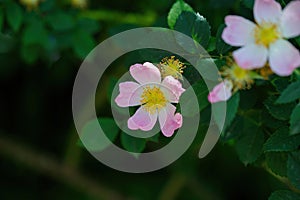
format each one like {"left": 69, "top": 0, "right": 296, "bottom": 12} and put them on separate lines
{"left": 264, "top": 164, "right": 300, "bottom": 194}
{"left": 0, "top": 134, "right": 125, "bottom": 200}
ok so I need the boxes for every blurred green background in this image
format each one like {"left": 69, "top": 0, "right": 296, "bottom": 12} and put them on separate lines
{"left": 0, "top": 0, "right": 289, "bottom": 199}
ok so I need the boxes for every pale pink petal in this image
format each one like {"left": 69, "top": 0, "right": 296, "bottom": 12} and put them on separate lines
{"left": 208, "top": 80, "right": 233, "bottom": 103}
{"left": 269, "top": 39, "right": 300, "bottom": 76}
{"left": 233, "top": 44, "right": 268, "bottom": 69}
{"left": 158, "top": 104, "right": 182, "bottom": 137}
{"left": 127, "top": 106, "right": 158, "bottom": 131}
{"left": 280, "top": 0, "right": 300, "bottom": 38}
{"left": 222, "top": 15, "right": 256, "bottom": 46}
{"left": 115, "top": 82, "right": 143, "bottom": 107}
{"left": 161, "top": 76, "right": 185, "bottom": 103}
{"left": 254, "top": 0, "right": 282, "bottom": 24}
{"left": 129, "top": 62, "right": 161, "bottom": 84}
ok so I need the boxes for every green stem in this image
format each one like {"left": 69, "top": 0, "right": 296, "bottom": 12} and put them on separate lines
{"left": 264, "top": 164, "right": 300, "bottom": 194}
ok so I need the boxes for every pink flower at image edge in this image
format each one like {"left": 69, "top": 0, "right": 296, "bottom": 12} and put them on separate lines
{"left": 222, "top": 0, "right": 300, "bottom": 76}
{"left": 115, "top": 62, "right": 185, "bottom": 137}
{"left": 208, "top": 80, "right": 233, "bottom": 103}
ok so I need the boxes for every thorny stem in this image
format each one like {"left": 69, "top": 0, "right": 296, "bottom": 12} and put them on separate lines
{"left": 263, "top": 164, "right": 300, "bottom": 194}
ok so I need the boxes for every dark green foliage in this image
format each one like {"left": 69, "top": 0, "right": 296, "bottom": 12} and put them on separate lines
{"left": 263, "top": 127, "right": 300, "bottom": 152}
{"left": 290, "top": 104, "right": 300, "bottom": 135}
{"left": 269, "top": 190, "right": 300, "bottom": 200}
{"left": 266, "top": 152, "right": 288, "bottom": 177}
{"left": 174, "top": 11, "right": 211, "bottom": 49}
{"left": 276, "top": 80, "right": 300, "bottom": 103}
{"left": 264, "top": 96, "right": 296, "bottom": 121}
{"left": 287, "top": 151, "right": 300, "bottom": 190}
{"left": 168, "top": 0, "right": 194, "bottom": 29}
{"left": 2, "top": 0, "right": 300, "bottom": 199}
{"left": 121, "top": 132, "right": 147, "bottom": 153}
{"left": 235, "top": 112, "right": 264, "bottom": 165}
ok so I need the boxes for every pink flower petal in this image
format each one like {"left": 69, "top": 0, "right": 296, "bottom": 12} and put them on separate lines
{"left": 127, "top": 106, "right": 158, "bottom": 131}
{"left": 222, "top": 15, "right": 256, "bottom": 46}
{"left": 281, "top": 0, "right": 300, "bottom": 38}
{"left": 161, "top": 76, "right": 185, "bottom": 103}
{"left": 233, "top": 44, "right": 268, "bottom": 69}
{"left": 254, "top": 0, "right": 282, "bottom": 24}
{"left": 129, "top": 62, "right": 161, "bottom": 84}
{"left": 208, "top": 80, "right": 233, "bottom": 103}
{"left": 115, "top": 81, "right": 142, "bottom": 107}
{"left": 158, "top": 104, "right": 182, "bottom": 137}
{"left": 269, "top": 39, "right": 300, "bottom": 76}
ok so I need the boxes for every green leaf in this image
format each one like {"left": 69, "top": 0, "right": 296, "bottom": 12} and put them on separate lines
{"left": 223, "top": 93, "right": 240, "bottom": 131}
{"left": 20, "top": 45, "right": 40, "bottom": 64}
{"left": 223, "top": 109, "right": 262, "bottom": 141}
{"left": 0, "top": 33, "right": 15, "bottom": 53}
{"left": 5, "top": 1, "right": 23, "bottom": 32}
{"left": 271, "top": 77, "right": 290, "bottom": 93}
{"left": 46, "top": 12, "right": 75, "bottom": 31}
{"left": 179, "top": 79, "right": 209, "bottom": 117}
{"left": 216, "top": 24, "right": 231, "bottom": 54}
{"left": 265, "top": 152, "right": 287, "bottom": 177}
{"left": 222, "top": 115, "right": 243, "bottom": 141}
{"left": 241, "top": 0, "right": 254, "bottom": 9}
{"left": 263, "top": 127, "right": 300, "bottom": 152}
{"left": 262, "top": 110, "right": 287, "bottom": 129}
{"left": 22, "top": 20, "right": 48, "bottom": 46}
{"left": 78, "top": 18, "right": 101, "bottom": 34}
{"left": 276, "top": 80, "right": 300, "bottom": 103}
{"left": 287, "top": 151, "right": 300, "bottom": 190}
{"left": 264, "top": 96, "right": 296, "bottom": 121}
{"left": 99, "top": 118, "right": 120, "bottom": 141}
{"left": 240, "top": 89, "right": 258, "bottom": 110}
{"left": 39, "top": 0, "right": 55, "bottom": 12}
{"left": 207, "top": 36, "right": 216, "bottom": 52}
{"left": 269, "top": 190, "right": 300, "bottom": 200}
{"left": 290, "top": 104, "right": 300, "bottom": 135}
{"left": 235, "top": 118, "right": 264, "bottom": 165}
{"left": 72, "top": 29, "right": 95, "bottom": 59}
{"left": 167, "top": 0, "right": 194, "bottom": 29}
{"left": 79, "top": 118, "right": 119, "bottom": 151}
{"left": 121, "top": 132, "right": 146, "bottom": 153}
{"left": 214, "top": 93, "right": 240, "bottom": 133}
{"left": 174, "top": 11, "right": 211, "bottom": 49}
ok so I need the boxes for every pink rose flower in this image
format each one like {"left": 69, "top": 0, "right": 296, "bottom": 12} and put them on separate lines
{"left": 115, "top": 62, "right": 185, "bottom": 137}
{"left": 208, "top": 80, "right": 233, "bottom": 103}
{"left": 222, "top": 0, "right": 300, "bottom": 76}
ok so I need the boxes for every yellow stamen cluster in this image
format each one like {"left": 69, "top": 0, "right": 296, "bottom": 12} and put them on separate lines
{"left": 140, "top": 86, "right": 167, "bottom": 114}
{"left": 20, "top": 0, "right": 40, "bottom": 10}
{"left": 254, "top": 23, "right": 280, "bottom": 48}
{"left": 221, "top": 58, "right": 254, "bottom": 91}
{"left": 159, "top": 56, "right": 186, "bottom": 80}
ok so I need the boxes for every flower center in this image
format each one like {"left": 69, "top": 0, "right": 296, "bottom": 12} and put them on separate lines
{"left": 160, "top": 56, "right": 186, "bottom": 80}
{"left": 254, "top": 23, "right": 280, "bottom": 47}
{"left": 140, "top": 86, "right": 167, "bottom": 114}
{"left": 232, "top": 65, "right": 248, "bottom": 80}
{"left": 221, "top": 60, "right": 254, "bottom": 91}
